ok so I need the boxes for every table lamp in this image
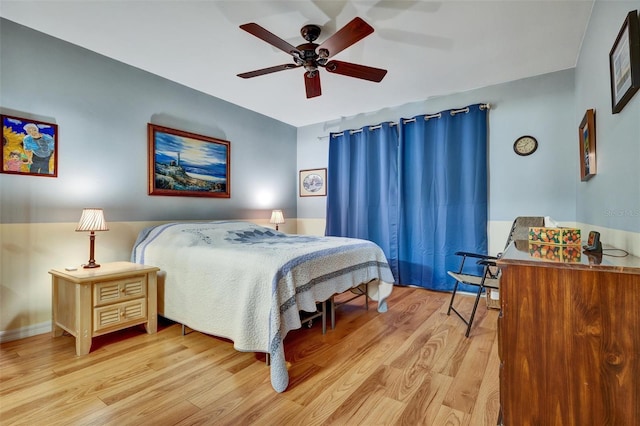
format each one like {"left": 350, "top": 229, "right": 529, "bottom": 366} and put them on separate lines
{"left": 270, "top": 209, "right": 285, "bottom": 231}
{"left": 76, "top": 208, "right": 109, "bottom": 268}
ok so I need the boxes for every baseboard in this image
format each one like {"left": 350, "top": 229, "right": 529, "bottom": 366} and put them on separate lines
{"left": 0, "top": 321, "right": 51, "bottom": 343}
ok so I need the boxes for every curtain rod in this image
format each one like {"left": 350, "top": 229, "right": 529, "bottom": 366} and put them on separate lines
{"left": 319, "top": 103, "right": 490, "bottom": 139}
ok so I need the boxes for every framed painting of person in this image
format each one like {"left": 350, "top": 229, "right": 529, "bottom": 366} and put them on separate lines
{"left": 1, "top": 114, "right": 58, "bottom": 177}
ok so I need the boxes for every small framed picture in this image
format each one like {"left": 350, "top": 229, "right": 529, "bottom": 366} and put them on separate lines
{"left": 299, "top": 168, "right": 327, "bottom": 197}
{"left": 609, "top": 10, "right": 640, "bottom": 114}
{"left": 579, "top": 109, "right": 596, "bottom": 182}
{"left": 1, "top": 114, "right": 58, "bottom": 177}
{"left": 148, "top": 123, "right": 230, "bottom": 198}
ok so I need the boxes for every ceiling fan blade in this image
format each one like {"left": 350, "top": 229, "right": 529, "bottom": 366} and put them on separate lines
{"left": 304, "top": 71, "right": 322, "bottom": 98}
{"left": 324, "top": 60, "right": 387, "bottom": 82}
{"left": 237, "top": 63, "right": 300, "bottom": 79}
{"left": 316, "top": 17, "right": 374, "bottom": 58}
{"left": 240, "top": 23, "right": 301, "bottom": 56}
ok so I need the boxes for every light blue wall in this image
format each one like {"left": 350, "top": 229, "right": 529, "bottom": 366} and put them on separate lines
{"left": 574, "top": 2, "right": 640, "bottom": 233}
{"left": 3, "top": 1, "right": 637, "bottom": 234}
{"left": 297, "top": 69, "right": 578, "bottom": 223}
{"left": 0, "top": 19, "right": 297, "bottom": 224}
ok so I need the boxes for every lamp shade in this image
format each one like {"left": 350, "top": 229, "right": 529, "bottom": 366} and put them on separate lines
{"left": 75, "top": 208, "right": 109, "bottom": 232}
{"left": 270, "top": 209, "right": 285, "bottom": 225}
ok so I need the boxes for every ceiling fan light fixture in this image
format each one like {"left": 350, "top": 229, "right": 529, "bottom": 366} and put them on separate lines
{"left": 304, "top": 60, "right": 318, "bottom": 73}
{"left": 238, "top": 17, "right": 386, "bottom": 98}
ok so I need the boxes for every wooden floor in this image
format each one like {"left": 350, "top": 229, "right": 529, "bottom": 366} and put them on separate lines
{"left": 0, "top": 286, "right": 500, "bottom": 426}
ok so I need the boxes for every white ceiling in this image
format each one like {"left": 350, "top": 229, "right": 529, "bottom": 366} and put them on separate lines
{"left": 0, "top": 0, "right": 594, "bottom": 127}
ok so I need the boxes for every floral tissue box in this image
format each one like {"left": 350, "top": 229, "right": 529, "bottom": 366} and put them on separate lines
{"left": 528, "top": 227, "right": 581, "bottom": 246}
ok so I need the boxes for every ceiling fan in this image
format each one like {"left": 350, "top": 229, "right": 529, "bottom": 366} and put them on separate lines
{"left": 237, "top": 17, "right": 387, "bottom": 98}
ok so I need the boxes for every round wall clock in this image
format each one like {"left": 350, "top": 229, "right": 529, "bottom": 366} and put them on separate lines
{"left": 513, "top": 135, "right": 538, "bottom": 156}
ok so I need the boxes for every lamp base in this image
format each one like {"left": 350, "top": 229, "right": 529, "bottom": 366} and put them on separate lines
{"left": 84, "top": 232, "right": 101, "bottom": 268}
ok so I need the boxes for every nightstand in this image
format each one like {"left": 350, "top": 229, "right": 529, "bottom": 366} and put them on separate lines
{"left": 49, "top": 261, "right": 160, "bottom": 355}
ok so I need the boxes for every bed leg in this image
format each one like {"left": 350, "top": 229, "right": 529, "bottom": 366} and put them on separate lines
{"left": 265, "top": 353, "right": 270, "bottom": 366}
{"left": 321, "top": 300, "right": 327, "bottom": 334}
{"left": 182, "top": 324, "right": 186, "bottom": 336}
{"left": 365, "top": 282, "right": 369, "bottom": 310}
{"left": 330, "top": 296, "right": 336, "bottom": 330}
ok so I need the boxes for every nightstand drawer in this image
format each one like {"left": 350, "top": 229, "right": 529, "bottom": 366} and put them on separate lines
{"left": 94, "top": 275, "right": 147, "bottom": 306}
{"left": 94, "top": 298, "right": 147, "bottom": 333}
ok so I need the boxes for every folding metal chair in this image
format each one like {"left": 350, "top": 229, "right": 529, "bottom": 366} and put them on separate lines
{"left": 447, "top": 216, "right": 544, "bottom": 337}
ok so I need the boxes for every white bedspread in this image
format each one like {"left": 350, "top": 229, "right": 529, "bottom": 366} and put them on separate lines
{"left": 131, "top": 221, "right": 394, "bottom": 392}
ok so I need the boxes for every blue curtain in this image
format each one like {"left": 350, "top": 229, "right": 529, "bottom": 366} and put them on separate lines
{"left": 398, "top": 105, "right": 488, "bottom": 290}
{"left": 325, "top": 122, "right": 400, "bottom": 282}
{"left": 325, "top": 104, "right": 487, "bottom": 291}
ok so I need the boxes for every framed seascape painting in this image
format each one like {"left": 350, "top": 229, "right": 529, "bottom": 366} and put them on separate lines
{"left": 1, "top": 114, "right": 58, "bottom": 177}
{"left": 148, "top": 124, "right": 230, "bottom": 198}
{"left": 299, "top": 168, "right": 327, "bottom": 197}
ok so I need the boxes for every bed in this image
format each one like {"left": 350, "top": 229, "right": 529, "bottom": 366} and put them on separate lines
{"left": 130, "top": 220, "right": 394, "bottom": 392}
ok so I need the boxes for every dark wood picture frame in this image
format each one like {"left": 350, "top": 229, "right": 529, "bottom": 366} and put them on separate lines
{"left": 148, "top": 123, "right": 230, "bottom": 198}
{"left": 579, "top": 109, "right": 596, "bottom": 182}
{"left": 1, "top": 114, "right": 58, "bottom": 177}
{"left": 299, "top": 168, "right": 327, "bottom": 197}
{"left": 609, "top": 10, "right": 640, "bottom": 114}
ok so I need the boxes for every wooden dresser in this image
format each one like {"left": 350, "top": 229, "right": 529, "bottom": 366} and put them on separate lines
{"left": 496, "top": 242, "right": 640, "bottom": 426}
